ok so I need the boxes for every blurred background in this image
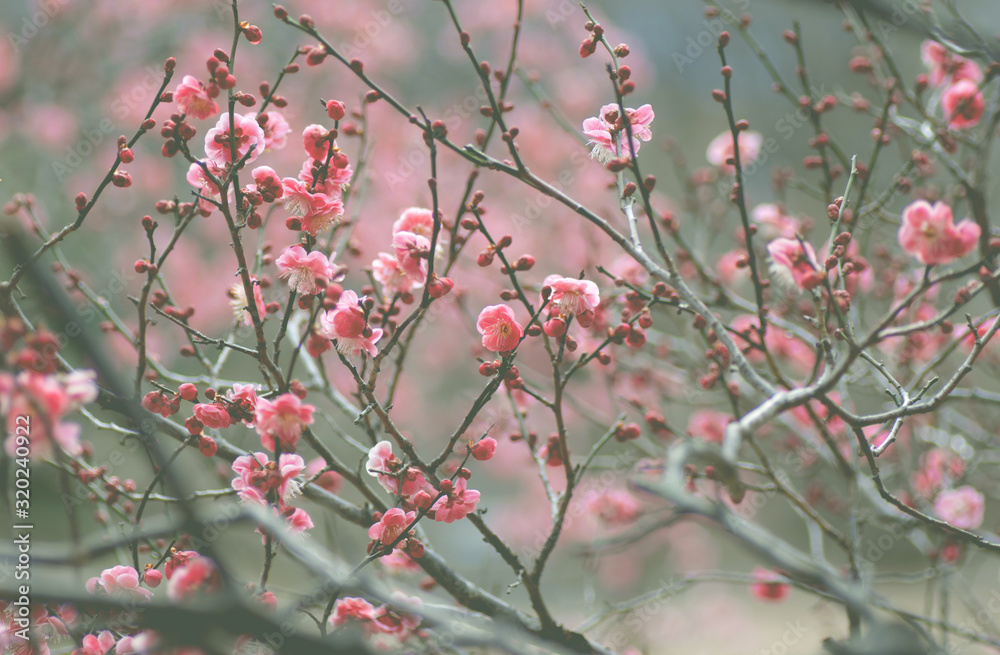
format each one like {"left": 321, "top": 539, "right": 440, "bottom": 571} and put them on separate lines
{"left": 3, "top": 0, "right": 1000, "bottom": 653}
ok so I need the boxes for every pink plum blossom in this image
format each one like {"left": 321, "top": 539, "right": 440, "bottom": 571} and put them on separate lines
{"left": 173, "top": 75, "right": 219, "bottom": 120}
{"left": 192, "top": 402, "right": 231, "bottom": 430}
{"left": 921, "top": 40, "right": 983, "bottom": 87}
{"left": 299, "top": 157, "right": 352, "bottom": 195}
{"left": 582, "top": 487, "right": 640, "bottom": 525}
{"left": 254, "top": 393, "right": 315, "bottom": 451}
{"left": 432, "top": 477, "right": 481, "bottom": 523}
{"left": 366, "top": 441, "right": 433, "bottom": 499}
{"left": 767, "top": 238, "right": 823, "bottom": 290}
{"left": 204, "top": 112, "right": 265, "bottom": 166}
{"left": 251, "top": 166, "right": 283, "bottom": 201}
{"left": 226, "top": 383, "right": 259, "bottom": 428}
{"left": 372, "top": 252, "right": 417, "bottom": 297}
{"left": 329, "top": 597, "right": 377, "bottom": 629}
{"left": 73, "top": 631, "right": 117, "bottom": 655}
{"left": 231, "top": 451, "right": 305, "bottom": 507}
{"left": 164, "top": 550, "right": 200, "bottom": 580}
{"left": 751, "top": 203, "right": 801, "bottom": 240}
{"left": 687, "top": 409, "right": 730, "bottom": 444}
{"left": 302, "top": 124, "right": 333, "bottom": 160}
{"left": 897, "top": 200, "right": 980, "bottom": 266}
{"left": 941, "top": 79, "right": 984, "bottom": 129}
{"left": 86, "top": 565, "right": 153, "bottom": 602}
{"left": 542, "top": 275, "right": 600, "bottom": 326}
{"left": 392, "top": 231, "right": 430, "bottom": 285}
{"left": 582, "top": 103, "right": 654, "bottom": 162}
{"left": 934, "top": 486, "right": 985, "bottom": 529}
{"left": 283, "top": 506, "right": 315, "bottom": 535}
{"left": 281, "top": 177, "right": 344, "bottom": 236}
{"left": 706, "top": 130, "right": 763, "bottom": 175}
{"left": 392, "top": 206, "right": 435, "bottom": 239}
{"left": 167, "top": 557, "right": 221, "bottom": 602}
{"left": 368, "top": 507, "right": 416, "bottom": 548}
{"left": 319, "top": 290, "right": 384, "bottom": 357}
{"left": 276, "top": 245, "right": 338, "bottom": 296}
{"left": 228, "top": 276, "right": 266, "bottom": 326}
{"left": 476, "top": 304, "right": 523, "bottom": 353}
{"left": 248, "top": 110, "right": 290, "bottom": 151}
{"left": 3, "top": 370, "right": 97, "bottom": 460}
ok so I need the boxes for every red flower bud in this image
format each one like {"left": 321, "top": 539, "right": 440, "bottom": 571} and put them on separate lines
{"left": 178, "top": 383, "right": 198, "bottom": 401}
{"left": 326, "top": 99, "right": 346, "bottom": 121}
{"left": 198, "top": 436, "right": 217, "bottom": 457}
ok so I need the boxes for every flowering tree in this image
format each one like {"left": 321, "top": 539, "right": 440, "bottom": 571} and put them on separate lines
{"left": 2, "top": 1, "right": 1000, "bottom": 654}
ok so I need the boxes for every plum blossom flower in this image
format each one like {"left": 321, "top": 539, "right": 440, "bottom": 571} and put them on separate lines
{"left": 248, "top": 110, "right": 290, "bottom": 151}
{"left": 476, "top": 304, "right": 523, "bottom": 353}
{"left": 113, "top": 631, "right": 163, "bottom": 655}
{"left": 372, "top": 252, "right": 417, "bottom": 297}
{"left": 934, "top": 486, "right": 985, "bottom": 529}
{"left": 276, "top": 245, "right": 339, "bottom": 296}
{"left": 432, "top": 477, "right": 481, "bottom": 523}
{"left": 329, "top": 597, "right": 377, "bottom": 629}
{"left": 226, "top": 383, "right": 259, "bottom": 427}
{"left": 205, "top": 112, "right": 265, "bottom": 166}
{"left": 687, "top": 409, "right": 730, "bottom": 444}
{"left": 302, "top": 124, "right": 333, "bottom": 160}
{"left": 299, "top": 157, "right": 352, "bottom": 195}
{"left": 542, "top": 275, "right": 600, "bottom": 327}
{"left": 86, "top": 565, "right": 153, "bottom": 602}
{"left": 767, "top": 238, "right": 823, "bottom": 290}
{"left": 392, "top": 231, "right": 431, "bottom": 286}
{"left": 582, "top": 488, "right": 640, "bottom": 525}
{"left": 942, "top": 79, "right": 984, "bottom": 129}
{"left": 3, "top": 369, "right": 97, "bottom": 459}
{"left": 706, "top": 130, "right": 763, "bottom": 175}
{"left": 283, "top": 506, "right": 315, "bottom": 535}
{"left": 897, "top": 200, "right": 980, "bottom": 266}
{"left": 164, "top": 550, "right": 200, "bottom": 580}
{"left": 921, "top": 40, "right": 983, "bottom": 87}
{"left": 366, "top": 441, "right": 433, "bottom": 499}
{"left": 192, "top": 402, "right": 231, "bottom": 430}
{"left": 254, "top": 393, "right": 315, "bottom": 451}
{"left": 186, "top": 159, "right": 225, "bottom": 212}
{"left": 751, "top": 203, "right": 800, "bottom": 240}
{"left": 318, "top": 290, "right": 383, "bottom": 357}
{"left": 73, "top": 630, "right": 117, "bottom": 655}
{"left": 173, "top": 75, "right": 219, "bottom": 120}
{"left": 228, "top": 276, "right": 266, "bottom": 326}
{"left": 750, "top": 567, "right": 789, "bottom": 602}
{"left": 167, "top": 557, "right": 221, "bottom": 603}
{"left": 232, "top": 452, "right": 305, "bottom": 507}
{"left": 281, "top": 178, "right": 344, "bottom": 236}
{"left": 582, "top": 103, "right": 654, "bottom": 162}
{"left": 393, "top": 207, "right": 435, "bottom": 239}
{"left": 251, "top": 166, "right": 283, "bottom": 201}
{"left": 368, "top": 507, "right": 416, "bottom": 549}
{"left": 372, "top": 592, "right": 423, "bottom": 643}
